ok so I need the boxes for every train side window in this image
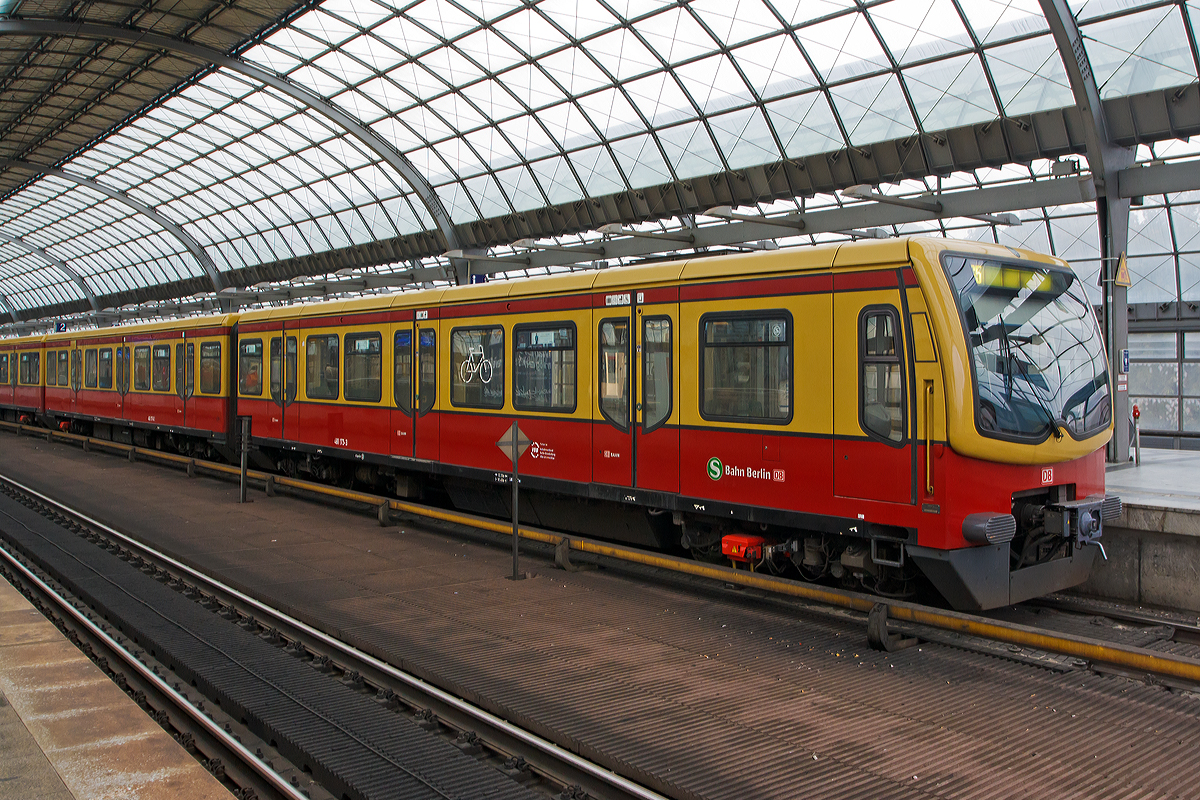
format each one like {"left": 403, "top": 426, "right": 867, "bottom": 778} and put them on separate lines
{"left": 200, "top": 343, "right": 222, "bottom": 394}
{"left": 98, "top": 348, "right": 113, "bottom": 389}
{"left": 418, "top": 329, "right": 435, "bottom": 414}
{"left": 0, "top": 354, "right": 8, "bottom": 384}
{"left": 860, "top": 307, "right": 906, "bottom": 444}
{"left": 700, "top": 313, "right": 791, "bottom": 423}
{"left": 269, "top": 337, "right": 283, "bottom": 403}
{"left": 643, "top": 317, "right": 672, "bottom": 432}
{"left": 394, "top": 330, "right": 413, "bottom": 415}
{"left": 84, "top": 350, "right": 98, "bottom": 388}
{"left": 46, "top": 351, "right": 57, "bottom": 386}
{"left": 152, "top": 344, "right": 171, "bottom": 391}
{"left": 599, "top": 319, "right": 629, "bottom": 430}
{"left": 239, "top": 339, "right": 263, "bottom": 396}
{"left": 513, "top": 323, "right": 576, "bottom": 412}
{"left": 450, "top": 326, "right": 504, "bottom": 408}
{"left": 344, "top": 332, "right": 382, "bottom": 403}
{"left": 58, "top": 350, "right": 69, "bottom": 386}
{"left": 176, "top": 343, "right": 186, "bottom": 397}
{"left": 132, "top": 346, "right": 151, "bottom": 391}
{"left": 186, "top": 342, "right": 195, "bottom": 395}
{"left": 20, "top": 352, "right": 40, "bottom": 385}
{"left": 285, "top": 337, "right": 297, "bottom": 403}
{"left": 305, "top": 334, "right": 339, "bottom": 400}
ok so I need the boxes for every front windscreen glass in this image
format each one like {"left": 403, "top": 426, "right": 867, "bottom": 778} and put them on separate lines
{"left": 944, "top": 255, "right": 1110, "bottom": 441}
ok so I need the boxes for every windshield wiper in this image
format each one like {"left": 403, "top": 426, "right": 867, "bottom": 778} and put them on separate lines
{"left": 995, "top": 319, "right": 1065, "bottom": 440}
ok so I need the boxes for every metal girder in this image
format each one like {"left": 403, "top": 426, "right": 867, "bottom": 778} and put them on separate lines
{"left": 0, "top": 230, "right": 100, "bottom": 311}
{"left": 0, "top": 292, "right": 19, "bottom": 323}
{"left": 468, "top": 175, "right": 1099, "bottom": 274}
{"left": 1040, "top": 0, "right": 1135, "bottom": 463}
{"left": 0, "top": 19, "right": 465, "bottom": 278}
{"left": 1117, "top": 158, "right": 1200, "bottom": 198}
{"left": 0, "top": 159, "right": 225, "bottom": 292}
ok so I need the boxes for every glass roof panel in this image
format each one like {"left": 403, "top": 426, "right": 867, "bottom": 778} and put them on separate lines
{"left": 577, "top": 87, "right": 647, "bottom": 136}
{"left": 657, "top": 120, "right": 724, "bottom": 179}
{"left": 534, "top": 0, "right": 619, "bottom": 39}
{"left": 586, "top": 27, "right": 662, "bottom": 81}
{"left": 769, "top": 0, "right": 857, "bottom": 27}
{"left": 404, "top": 0, "right": 480, "bottom": 41}
{"left": 609, "top": 134, "right": 673, "bottom": 187}
{"left": 869, "top": 0, "right": 973, "bottom": 65}
{"left": 454, "top": 27, "right": 527, "bottom": 73}
{"left": 766, "top": 90, "right": 845, "bottom": 156}
{"left": 688, "top": 0, "right": 781, "bottom": 46}
{"left": 730, "top": 34, "right": 819, "bottom": 98}
{"left": 565, "top": 146, "right": 625, "bottom": 197}
{"left": 529, "top": 155, "right": 586, "bottom": 204}
{"left": 903, "top": 53, "right": 998, "bottom": 131}
{"left": 493, "top": 163, "right": 546, "bottom": 211}
{"left": 319, "top": 0, "right": 393, "bottom": 28}
{"left": 501, "top": 63, "right": 570, "bottom": 109}
{"left": 1128, "top": 203, "right": 1175, "bottom": 255}
{"left": 829, "top": 72, "right": 916, "bottom": 146}
{"left": 290, "top": 7, "right": 360, "bottom": 47}
{"left": 673, "top": 54, "right": 753, "bottom": 114}
{"left": 708, "top": 107, "right": 780, "bottom": 169}
{"left": 537, "top": 47, "right": 614, "bottom": 94}
{"left": 958, "top": 0, "right": 1047, "bottom": 44}
{"left": 493, "top": 9, "right": 571, "bottom": 57}
{"left": 623, "top": 72, "right": 695, "bottom": 126}
{"left": 633, "top": 7, "right": 716, "bottom": 64}
{"left": 538, "top": 102, "right": 602, "bottom": 149}
{"left": 984, "top": 35, "right": 1075, "bottom": 116}
{"left": 1170, "top": 200, "right": 1200, "bottom": 253}
{"left": 796, "top": 12, "right": 890, "bottom": 83}
{"left": 1083, "top": 6, "right": 1196, "bottom": 99}
{"left": 1128, "top": 255, "right": 1176, "bottom": 303}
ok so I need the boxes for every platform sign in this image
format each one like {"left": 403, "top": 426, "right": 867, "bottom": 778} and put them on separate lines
{"left": 1114, "top": 252, "right": 1131, "bottom": 288}
{"left": 495, "top": 421, "right": 532, "bottom": 461}
{"left": 54, "top": 322, "right": 66, "bottom": 332}
{"left": 496, "top": 421, "right": 531, "bottom": 580}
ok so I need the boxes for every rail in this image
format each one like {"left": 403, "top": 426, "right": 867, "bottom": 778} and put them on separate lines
{"left": 0, "top": 463, "right": 668, "bottom": 800}
{"left": 5, "top": 419, "right": 1200, "bottom": 690}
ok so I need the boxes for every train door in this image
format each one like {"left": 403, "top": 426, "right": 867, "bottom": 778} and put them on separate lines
{"left": 280, "top": 322, "right": 299, "bottom": 442}
{"left": 391, "top": 323, "right": 415, "bottom": 458}
{"left": 412, "top": 315, "right": 439, "bottom": 461}
{"left": 115, "top": 344, "right": 130, "bottom": 418}
{"left": 833, "top": 284, "right": 913, "bottom": 504}
{"left": 593, "top": 299, "right": 632, "bottom": 487}
{"left": 258, "top": 326, "right": 285, "bottom": 440}
{"left": 175, "top": 339, "right": 193, "bottom": 428}
{"left": 634, "top": 290, "right": 679, "bottom": 493}
{"left": 70, "top": 344, "right": 81, "bottom": 414}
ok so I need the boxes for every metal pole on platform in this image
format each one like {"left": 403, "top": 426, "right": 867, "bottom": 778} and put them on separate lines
{"left": 239, "top": 416, "right": 250, "bottom": 503}
{"left": 511, "top": 440, "right": 520, "bottom": 579}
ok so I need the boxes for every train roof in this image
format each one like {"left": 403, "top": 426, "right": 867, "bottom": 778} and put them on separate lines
{"left": 6, "top": 236, "right": 1068, "bottom": 339}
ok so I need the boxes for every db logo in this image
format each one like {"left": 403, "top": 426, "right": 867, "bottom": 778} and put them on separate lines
{"left": 1041, "top": 468, "right": 1054, "bottom": 485}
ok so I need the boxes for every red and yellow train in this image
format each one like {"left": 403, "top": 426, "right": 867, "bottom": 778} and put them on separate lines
{"left": 0, "top": 237, "right": 1120, "bottom": 610}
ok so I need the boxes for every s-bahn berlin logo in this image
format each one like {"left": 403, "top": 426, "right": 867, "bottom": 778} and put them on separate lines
{"left": 708, "top": 456, "right": 786, "bottom": 483}
{"left": 707, "top": 457, "right": 722, "bottom": 480}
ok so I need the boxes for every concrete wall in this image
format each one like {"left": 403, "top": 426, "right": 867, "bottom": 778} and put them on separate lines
{"left": 1077, "top": 504, "right": 1200, "bottom": 612}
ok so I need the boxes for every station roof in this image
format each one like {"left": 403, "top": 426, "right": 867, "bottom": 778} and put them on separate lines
{"left": 1, "top": 0, "right": 1199, "bottom": 328}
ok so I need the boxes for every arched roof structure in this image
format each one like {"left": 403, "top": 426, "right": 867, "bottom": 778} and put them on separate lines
{"left": 4, "top": 0, "right": 1200, "bottom": 454}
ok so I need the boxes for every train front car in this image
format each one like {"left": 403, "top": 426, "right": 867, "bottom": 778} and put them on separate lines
{"left": 905, "top": 239, "right": 1119, "bottom": 610}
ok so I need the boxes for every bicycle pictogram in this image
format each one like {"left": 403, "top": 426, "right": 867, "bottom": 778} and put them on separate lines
{"left": 459, "top": 344, "right": 493, "bottom": 384}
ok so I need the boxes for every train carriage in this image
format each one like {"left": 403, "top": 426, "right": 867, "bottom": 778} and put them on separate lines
{"left": 0, "top": 335, "right": 46, "bottom": 421}
{"left": 1, "top": 236, "right": 1119, "bottom": 611}
{"left": 37, "top": 317, "right": 237, "bottom": 455}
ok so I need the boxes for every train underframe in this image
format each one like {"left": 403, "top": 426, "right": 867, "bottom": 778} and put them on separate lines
{"left": 27, "top": 411, "right": 1117, "bottom": 610}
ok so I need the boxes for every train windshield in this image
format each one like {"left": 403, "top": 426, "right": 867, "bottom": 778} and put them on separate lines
{"left": 943, "top": 254, "right": 1110, "bottom": 442}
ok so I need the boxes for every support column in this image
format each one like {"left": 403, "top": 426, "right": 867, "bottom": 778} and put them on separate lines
{"left": 1099, "top": 195, "right": 1131, "bottom": 462}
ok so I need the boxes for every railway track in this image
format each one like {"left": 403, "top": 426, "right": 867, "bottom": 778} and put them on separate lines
{"left": 0, "top": 469, "right": 667, "bottom": 800}
{"left": 6, "top": 420, "right": 1200, "bottom": 695}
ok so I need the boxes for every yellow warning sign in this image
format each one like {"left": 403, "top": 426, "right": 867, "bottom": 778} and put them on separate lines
{"left": 1114, "top": 252, "right": 1131, "bottom": 288}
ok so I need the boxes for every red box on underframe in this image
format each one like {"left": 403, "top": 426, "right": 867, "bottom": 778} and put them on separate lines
{"left": 722, "top": 533, "right": 766, "bottom": 563}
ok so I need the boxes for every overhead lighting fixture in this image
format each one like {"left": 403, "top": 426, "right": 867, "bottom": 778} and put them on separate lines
{"left": 513, "top": 238, "right": 605, "bottom": 256}
{"left": 598, "top": 223, "right": 695, "bottom": 243}
{"left": 702, "top": 206, "right": 806, "bottom": 231}
{"left": 841, "top": 184, "right": 942, "bottom": 213}
{"left": 443, "top": 249, "right": 531, "bottom": 266}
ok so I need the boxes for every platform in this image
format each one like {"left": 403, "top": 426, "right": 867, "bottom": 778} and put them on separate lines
{"left": 1080, "top": 449, "right": 1200, "bottom": 610}
{"left": 2, "top": 434, "right": 1200, "bottom": 799}
{"left": 0, "top": 570, "right": 233, "bottom": 800}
